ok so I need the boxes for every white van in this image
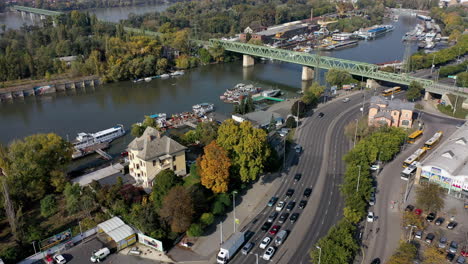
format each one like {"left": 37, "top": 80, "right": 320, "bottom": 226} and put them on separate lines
{"left": 90, "top": 247, "right": 110, "bottom": 262}
{"left": 274, "top": 230, "right": 288, "bottom": 246}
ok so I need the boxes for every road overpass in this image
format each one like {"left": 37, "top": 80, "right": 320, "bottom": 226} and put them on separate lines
{"left": 9, "top": 5, "right": 468, "bottom": 99}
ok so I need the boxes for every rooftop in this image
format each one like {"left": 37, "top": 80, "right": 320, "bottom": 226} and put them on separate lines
{"left": 128, "top": 127, "right": 186, "bottom": 160}
{"left": 370, "top": 96, "right": 414, "bottom": 111}
{"left": 255, "top": 20, "right": 310, "bottom": 36}
{"left": 97, "top": 216, "right": 135, "bottom": 242}
{"left": 421, "top": 122, "right": 468, "bottom": 177}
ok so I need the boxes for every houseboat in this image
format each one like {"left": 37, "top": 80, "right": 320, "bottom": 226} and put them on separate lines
{"left": 332, "top": 33, "right": 353, "bottom": 41}
{"left": 193, "top": 103, "right": 215, "bottom": 116}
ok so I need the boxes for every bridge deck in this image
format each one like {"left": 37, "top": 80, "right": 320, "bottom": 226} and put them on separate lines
{"left": 12, "top": 5, "right": 62, "bottom": 16}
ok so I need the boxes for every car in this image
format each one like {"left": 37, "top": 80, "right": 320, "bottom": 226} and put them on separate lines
{"left": 415, "top": 230, "right": 423, "bottom": 239}
{"left": 342, "top": 97, "right": 350, "bottom": 103}
{"left": 294, "top": 145, "right": 302, "bottom": 153}
{"left": 371, "top": 258, "right": 381, "bottom": 264}
{"left": 90, "top": 247, "right": 110, "bottom": 263}
{"left": 259, "top": 237, "right": 271, "bottom": 249}
{"left": 285, "top": 189, "right": 294, "bottom": 198}
{"left": 275, "top": 201, "right": 285, "bottom": 212}
{"left": 414, "top": 208, "right": 422, "bottom": 215}
{"left": 426, "top": 212, "right": 436, "bottom": 222}
{"left": 318, "top": 112, "right": 324, "bottom": 118}
{"left": 263, "top": 246, "right": 276, "bottom": 260}
{"left": 367, "top": 212, "right": 374, "bottom": 223}
{"left": 53, "top": 254, "right": 66, "bottom": 264}
{"left": 435, "top": 217, "right": 445, "bottom": 226}
{"left": 447, "top": 252, "right": 456, "bottom": 261}
{"left": 290, "top": 213, "right": 299, "bottom": 223}
{"left": 405, "top": 205, "right": 414, "bottom": 212}
{"left": 425, "top": 233, "right": 435, "bottom": 244}
{"left": 370, "top": 164, "right": 380, "bottom": 171}
{"left": 456, "top": 256, "right": 466, "bottom": 264}
{"left": 438, "top": 237, "right": 447, "bottom": 249}
{"left": 286, "top": 201, "right": 296, "bottom": 211}
{"left": 261, "top": 222, "right": 272, "bottom": 231}
{"left": 447, "top": 221, "right": 458, "bottom": 229}
{"left": 449, "top": 241, "right": 459, "bottom": 254}
{"left": 268, "top": 212, "right": 279, "bottom": 223}
{"left": 303, "top": 188, "right": 312, "bottom": 197}
{"left": 369, "top": 192, "right": 376, "bottom": 206}
{"left": 269, "top": 225, "right": 281, "bottom": 235}
{"left": 294, "top": 173, "right": 301, "bottom": 181}
{"left": 298, "top": 200, "right": 307, "bottom": 209}
{"left": 241, "top": 242, "right": 254, "bottom": 255}
{"left": 462, "top": 246, "right": 468, "bottom": 257}
{"left": 278, "top": 213, "right": 289, "bottom": 224}
{"left": 267, "top": 196, "right": 278, "bottom": 207}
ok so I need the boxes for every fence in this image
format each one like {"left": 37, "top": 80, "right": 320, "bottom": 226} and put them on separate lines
{"left": 18, "top": 227, "right": 98, "bottom": 264}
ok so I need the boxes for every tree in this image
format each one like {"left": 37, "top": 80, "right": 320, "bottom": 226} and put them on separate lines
{"left": 234, "top": 122, "right": 271, "bottom": 182}
{"left": 159, "top": 186, "right": 194, "bottom": 233}
{"left": 285, "top": 116, "right": 297, "bottom": 128}
{"left": 187, "top": 223, "right": 203, "bottom": 237}
{"left": 175, "top": 55, "right": 190, "bottom": 69}
{"left": 40, "top": 194, "right": 57, "bottom": 217}
{"left": 131, "top": 116, "right": 159, "bottom": 138}
{"left": 387, "top": 242, "right": 417, "bottom": 264}
{"left": 200, "top": 212, "right": 215, "bottom": 226}
{"left": 216, "top": 119, "right": 241, "bottom": 154}
{"left": 416, "top": 182, "right": 446, "bottom": 212}
{"left": 402, "top": 212, "right": 425, "bottom": 230}
{"left": 302, "top": 82, "right": 324, "bottom": 107}
{"left": 326, "top": 69, "right": 354, "bottom": 87}
{"left": 63, "top": 183, "right": 81, "bottom": 214}
{"left": 291, "top": 100, "right": 307, "bottom": 118}
{"left": 199, "top": 141, "right": 231, "bottom": 193}
{"left": 423, "top": 247, "right": 446, "bottom": 264}
{"left": 0, "top": 133, "right": 72, "bottom": 203}
{"left": 406, "top": 81, "right": 424, "bottom": 101}
{"left": 151, "top": 169, "right": 183, "bottom": 210}
{"left": 198, "top": 48, "right": 212, "bottom": 64}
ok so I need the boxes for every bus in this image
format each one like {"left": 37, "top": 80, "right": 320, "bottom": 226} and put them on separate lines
{"left": 403, "top": 148, "right": 427, "bottom": 167}
{"left": 407, "top": 130, "right": 423, "bottom": 144}
{"left": 382, "top": 86, "right": 402, "bottom": 97}
{"left": 401, "top": 161, "right": 419, "bottom": 180}
{"left": 424, "top": 131, "right": 443, "bottom": 149}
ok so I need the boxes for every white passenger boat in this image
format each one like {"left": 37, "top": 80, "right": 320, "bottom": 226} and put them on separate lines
{"left": 72, "top": 125, "right": 125, "bottom": 151}
{"left": 193, "top": 103, "right": 215, "bottom": 116}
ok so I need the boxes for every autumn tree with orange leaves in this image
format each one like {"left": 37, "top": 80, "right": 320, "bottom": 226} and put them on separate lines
{"left": 199, "top": 141, "right": 231, "bottom": 193}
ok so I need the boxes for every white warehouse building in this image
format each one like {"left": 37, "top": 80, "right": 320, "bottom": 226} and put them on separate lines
{"left": 417, "top": 122, "right": 468, "bottom": 198}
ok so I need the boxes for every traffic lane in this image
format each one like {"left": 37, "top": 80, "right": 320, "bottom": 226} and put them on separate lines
{"left": 285, "top": 101, "right": 362, "bottom": 264}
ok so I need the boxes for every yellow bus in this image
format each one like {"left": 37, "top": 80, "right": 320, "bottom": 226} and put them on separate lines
{"left": 424, "top": 131, "right": 443, "bottom": 149}
{"left": 407, "top": 130, "right": 423, "bottom": 144}
{"left": 382, "top": 86, "right": 402, "bottom": 97}
{"left": 403, "top": 148, "right": 427, "bottom": 167}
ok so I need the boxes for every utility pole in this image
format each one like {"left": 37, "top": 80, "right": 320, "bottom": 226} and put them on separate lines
{"left": 452, "top": 77, "right": 459, "bottom": 115}
{"left": 233, "top": 191, "right": 238, "bottom": 233}
{"left": 356, "top": 165, "right": 362, "bottom": 193}
{"left": 353, "top": 119, "right": 359, "bottom": 147}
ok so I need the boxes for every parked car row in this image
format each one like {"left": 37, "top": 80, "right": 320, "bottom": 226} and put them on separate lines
{"left": 414, "top": 229, "right": 466, "bottom": 263}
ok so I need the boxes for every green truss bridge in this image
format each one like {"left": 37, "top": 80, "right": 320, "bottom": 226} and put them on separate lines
{"left": 9, "top": 6, "right": 467, "bottom": 98}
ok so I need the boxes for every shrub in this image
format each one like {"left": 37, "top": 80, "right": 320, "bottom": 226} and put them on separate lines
{"left": 200, "top": 212, "right": 215, "bottom": 226}
{"left": 40, "top": 194, "right": 57, "bottom": 217}
{"left": 187, "top": 223, "right": 204, "bottom": 237}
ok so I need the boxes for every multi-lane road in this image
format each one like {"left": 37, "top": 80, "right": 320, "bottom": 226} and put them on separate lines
{"left": 229, "top": 90, "right": 371, "bottom": 264}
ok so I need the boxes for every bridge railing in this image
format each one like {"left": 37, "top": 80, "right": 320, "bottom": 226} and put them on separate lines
{"left": 12, "top": 5, "right": 62, "bottom": 16}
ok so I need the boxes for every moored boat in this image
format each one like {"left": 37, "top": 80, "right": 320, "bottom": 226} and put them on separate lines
{"left": 193, "top": 103, "right": 215, "bottom": 116}
{"left": 71, "top": 125, "right": 125, "bottom": 159}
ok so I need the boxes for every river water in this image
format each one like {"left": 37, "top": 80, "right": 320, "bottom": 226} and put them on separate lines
{"left": 0, "top": 11, "right": 419, "bottom": 169}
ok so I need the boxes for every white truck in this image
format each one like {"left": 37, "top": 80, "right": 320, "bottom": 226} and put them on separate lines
{"left": 216, "top": 232, "right": 245, "bottom": 264}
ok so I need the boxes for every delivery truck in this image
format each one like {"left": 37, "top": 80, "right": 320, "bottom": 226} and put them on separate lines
{"left": 216, "top": 232, "right": 245, "bottom": 264}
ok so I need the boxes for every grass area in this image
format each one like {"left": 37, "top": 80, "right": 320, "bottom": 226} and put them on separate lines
{"left": 183, "top": 171, "right": 200, "bottom": 187}
{"left": 437, "top": 94, "right": 468, "bottom": 119}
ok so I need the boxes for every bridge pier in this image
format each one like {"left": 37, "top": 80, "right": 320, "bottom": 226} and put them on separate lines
{"left": 301, "top": 66, "right": 314, "bottom": 81}
{"left": 366, "top": 79, "right": 379, "bottom": 89}
{"left": 424, "top": 91, "right": 431, "bottom": 101}
{"left": 243, "top": 55, "right": 254, "bottom": 67}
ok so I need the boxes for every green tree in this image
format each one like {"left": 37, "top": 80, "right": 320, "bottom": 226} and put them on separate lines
{"left": 175, "top": 55, "right": 190, "bottom": 69}
{"left": 406, "top": 81, "right": 424, "bottom": 101}
{"left": 291, "top": 100, "right": 307, "bottom": 118}
{"left": 387, "top": 242, "right": 417, "bottom": 264}
{"left": 402, "top": 212, "right": 425, "bottom": 230}
{"left": 416, "top": 182, "right": 446, "bottom": 212}
{"left": 131, "top": 116, "right": 159, "bottom": 137}
{"left": 63, "top": 183, "right": 81, "bottom": 214}
{"left": 0, "top": 133, "right": 72, "bottom": 203}
{"left": 302, "top": 82, "right": 324, "bottom": 106}
{"left": 159, "top": 185, "right": 194, "bottom": 233}
{"left": 285, "top": 116, "right": 297, "bottom": 128}
{"left": 187, "top": 223, "right": 203, "bottom": 237}
{"left": 40, "top": 194, "right": 57, "bottom": 217}
{"left": 151, "top": 169, "right": 183, "bottom": 210}
{"left": 198, "top": 48, "right": 212, "bottom": 64}
{"left": 156, "top": 58, "right": 168, "bottom": 75}
{"left": 326, "top": 69, "right": 354, "bottom": 87}
{"left": 200, "top": 212, "right": 215, "bottom": 226}
{"left": 423, "top": 246, "right": 446, "bottom": 264}
{"left": 216, "top": 119, "right": 241, "bottom": 154}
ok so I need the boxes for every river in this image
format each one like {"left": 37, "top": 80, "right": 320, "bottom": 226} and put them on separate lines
{"left": 0, "top": 12, "right": 419, "bottom": 170}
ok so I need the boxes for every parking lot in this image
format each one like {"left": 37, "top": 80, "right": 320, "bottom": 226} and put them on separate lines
{"left": 405, "top": 194, "right": 468, "bottom": 262}
{"left": 53, "top": 237, "right": 162, "bottom": 264}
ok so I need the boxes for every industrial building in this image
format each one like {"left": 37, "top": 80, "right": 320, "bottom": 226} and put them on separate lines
{"left": 416, "top": 122, "right": 468, "bottom": 198}
{"left": 239, "top": 19, "right": 319, "bottom": 43}
{"left": 97, "top": 216, "right": 137, "bottom": 251}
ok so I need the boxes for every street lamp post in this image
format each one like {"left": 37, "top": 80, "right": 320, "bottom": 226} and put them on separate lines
{"left": 233, "top": 191, "right": 238, "bottom": 233}
{"left": 254, "top": 253, "right": 259, "bottom": 264}
{"left": 283, "top": 135, "right": 286, "bottom": 169}
{"left": 32, "top": 241, "right": 37, "bottom": 254}
{"left": 316, "top": 246, "right": 322, "bottom": 264}
{"left": 356, "top": 165, "right": 362, "bottom": 193}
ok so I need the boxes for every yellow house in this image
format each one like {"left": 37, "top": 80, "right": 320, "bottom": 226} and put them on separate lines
{"left": 368, "top": 96, "right": 414, "bottom": 128}
{"left": 128, "top": 127, "right": 187, "bottom": 187}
